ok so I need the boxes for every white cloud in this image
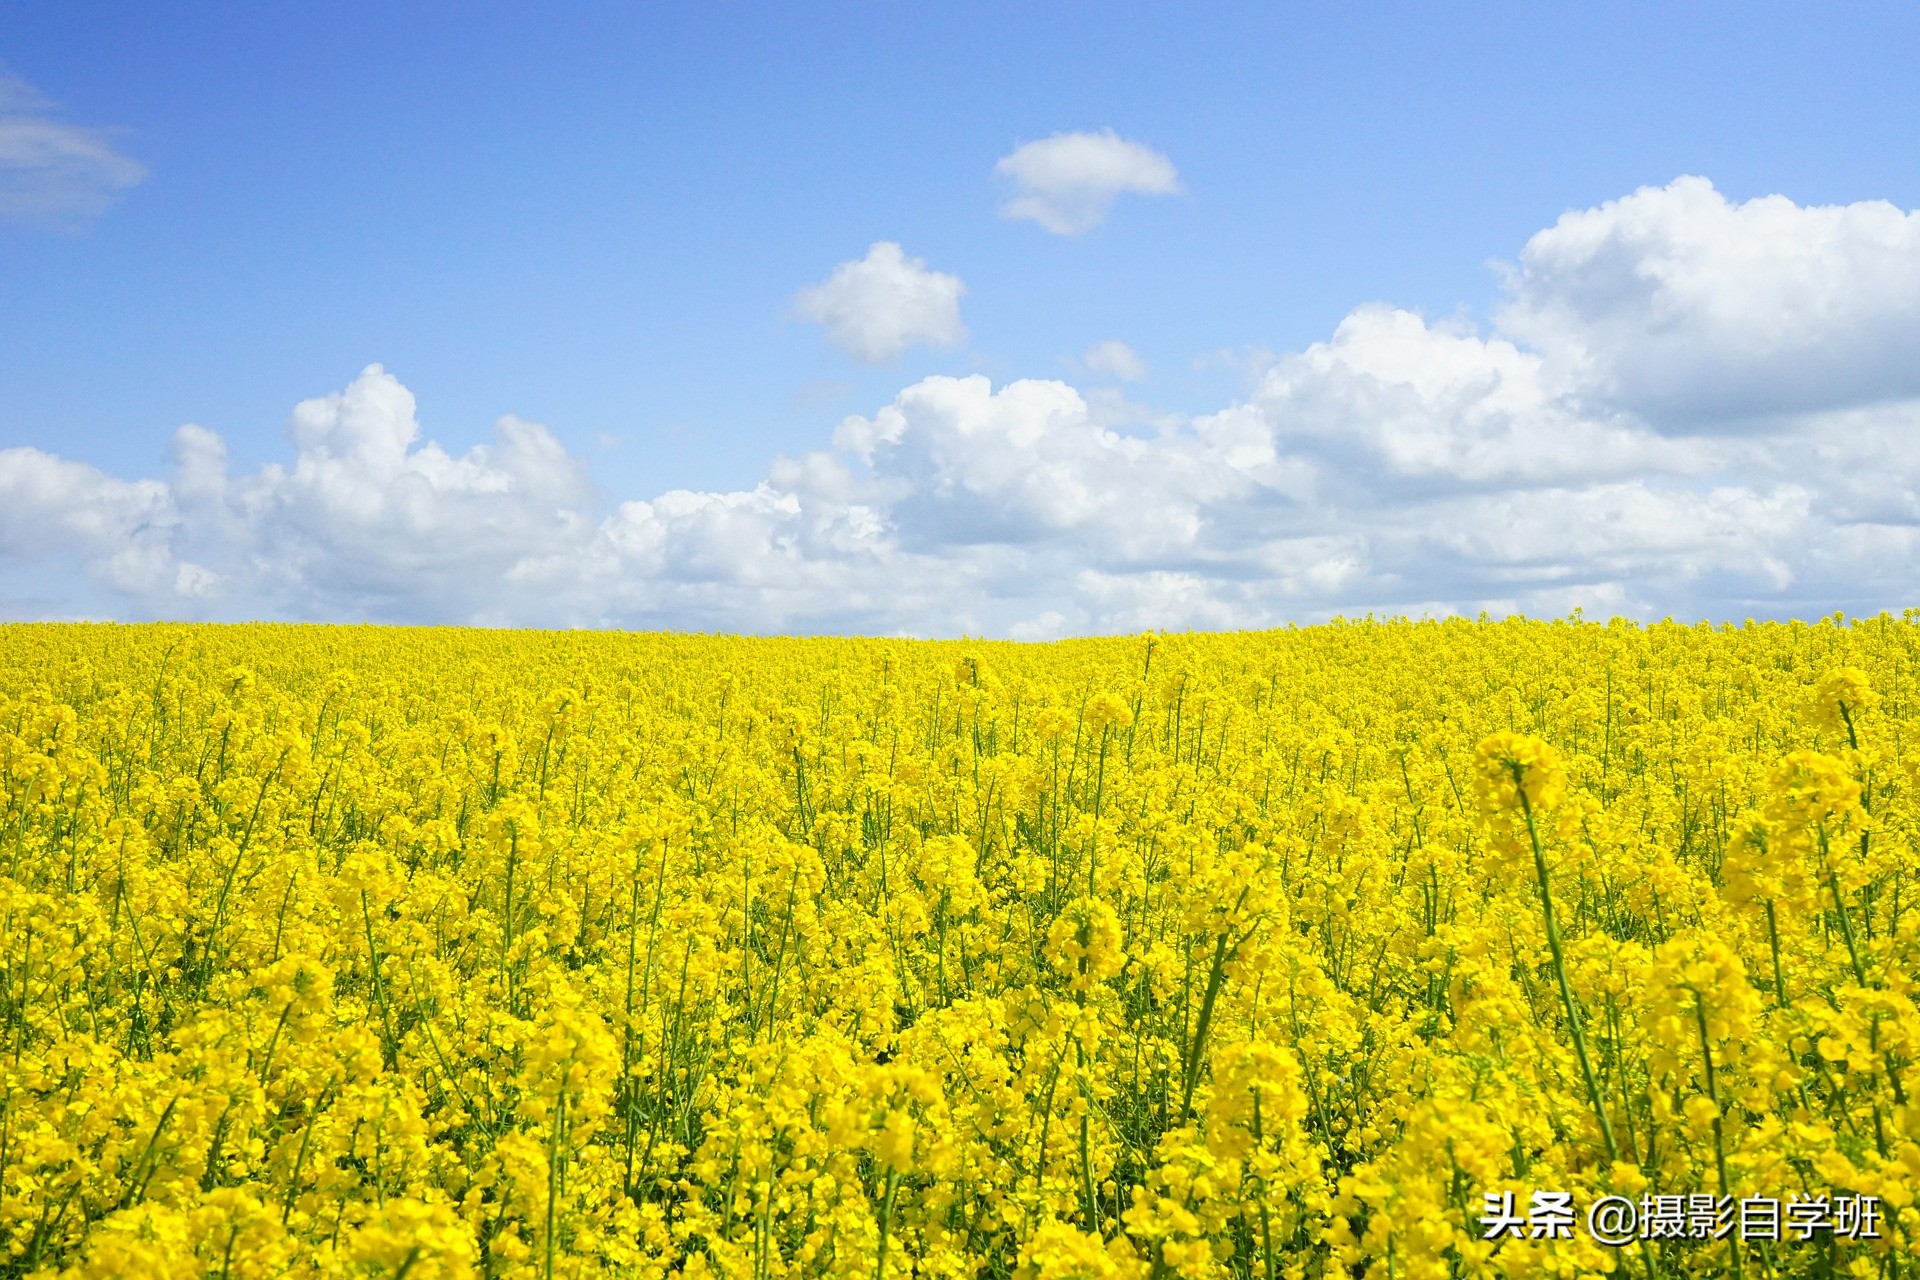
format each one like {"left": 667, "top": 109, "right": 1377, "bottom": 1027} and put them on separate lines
{"left": 794, "top": 242, "right": 967, "bottom": 363}
{"left": 834, "top": 374, "right": 1241, "bottom": 561}
{"left": 1498, "top": 176, "right": 1920, "bottom": 425}
{"left": 0, "top": 447, "right": 210, "bottom": 596}
{"left": 995, "top": 130, "right": 1180, "bottom": 235}
{"left": 239, "top": 367, "right": 603, "bottom": 620}
{"left": 0, "top": 71, "right": 147, "bottom": 223}
{"left": 9, "top": 178, "right": 1920, "bottom": 634}
{"left": 1249, "top": 303, "right": 1707, "bottom": 487}
{"left": 1082, "top": 339, "right": 1148, "bottom": 382}
{"left": 1008, "top": 609, "right": 1069, "bottom": 642}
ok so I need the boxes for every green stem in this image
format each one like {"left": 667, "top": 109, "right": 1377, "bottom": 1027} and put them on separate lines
{"left": 875, "top": 1167, "right": 900, "bottom": 1279}
{"left": 1690, "top": 990, "right": 1743, "bottom": 1280}
{"left": 1514, "top": 780, "right": 1619, "bottom": 1165}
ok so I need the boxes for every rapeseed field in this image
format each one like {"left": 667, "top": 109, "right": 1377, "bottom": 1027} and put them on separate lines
{"left": 0, "top": 618, "right": 1915, "bottom": 1280}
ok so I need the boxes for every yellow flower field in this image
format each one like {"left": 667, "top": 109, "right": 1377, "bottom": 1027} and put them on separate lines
{"left": 1, "top": 618, "right": 1916, "bottom": 1280}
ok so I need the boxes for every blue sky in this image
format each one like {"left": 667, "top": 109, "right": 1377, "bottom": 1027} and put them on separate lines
{"left": 5, "top": 3, "right": 1920, "bottom": 632}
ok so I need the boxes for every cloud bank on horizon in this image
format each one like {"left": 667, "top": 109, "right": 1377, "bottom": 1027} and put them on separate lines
{"left": 6, "top": 175, "right": 1920, "bottom": 635}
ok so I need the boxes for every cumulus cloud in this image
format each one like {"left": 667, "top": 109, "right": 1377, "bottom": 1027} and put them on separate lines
{"left": 1499, "top": 176, "right": 1920, "bottom": 425}
{"left": 1081, "top": 339, "right": 1148, "bottom": 382}
{"left": 794, "top": 242, "right": 967, "bottom": 363}
{"left": 0, "top": 447, "right": 211, "bottom": 597}
{"left": 0, "top": 71, "right": 147, "bottom": 224}
{"left": 1248, "top": 304, "right": 1706, "bottom": 487}
{"left": 7, "top": 177, "right": 1920, "bottom": 633}
{"left": 995, "top": 130, "right": 1180, "bottom": 235}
